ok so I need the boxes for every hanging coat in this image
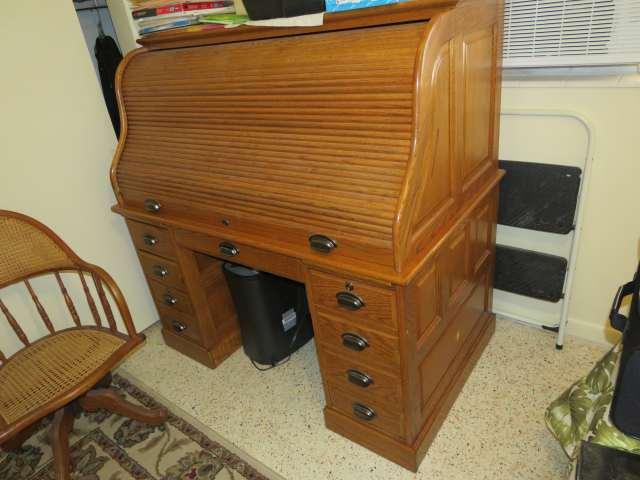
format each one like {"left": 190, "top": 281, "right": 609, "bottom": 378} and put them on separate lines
{"left": 94, "top": 34, "right": 123, "bottom": 137}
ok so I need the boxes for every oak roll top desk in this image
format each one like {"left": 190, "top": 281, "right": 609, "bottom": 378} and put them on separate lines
{"left": 110, "top": 0, "right": 504, "bottom": 471}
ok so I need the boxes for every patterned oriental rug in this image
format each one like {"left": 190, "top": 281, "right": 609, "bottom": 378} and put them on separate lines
{"left": 0, "top": 374, "right": 278, "bottom": 480}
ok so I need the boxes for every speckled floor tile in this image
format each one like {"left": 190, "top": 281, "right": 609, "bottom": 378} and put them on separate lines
{"left": 119, "top": 318, "right": 608, "bottom": 480}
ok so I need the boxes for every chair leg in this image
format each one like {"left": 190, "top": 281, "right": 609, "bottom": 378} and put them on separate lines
{"left": 95, "top": 372, "right": 112, "bottom": 389}
{"left": 78, "top": 388, "right": 168, "bottom": 425}
{"left": 2, "top": 423, "right": 39, "bottom": 451}
{"left": 49, "top": 406, "right": 75, "bottom": 480}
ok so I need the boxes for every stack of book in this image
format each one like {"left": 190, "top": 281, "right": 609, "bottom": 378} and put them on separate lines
{"left": 130, "top": 0, "right": 236, "bottom": 35}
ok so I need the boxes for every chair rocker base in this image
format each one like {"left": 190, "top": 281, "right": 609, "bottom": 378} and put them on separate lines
{"left": 4, "top": 376, "right": 168, "bottom": 480}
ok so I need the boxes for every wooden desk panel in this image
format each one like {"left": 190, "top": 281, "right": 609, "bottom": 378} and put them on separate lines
{"left": 307, "top": 269, "right": 398, "bottom": 334}
{"left": 174, "top": 228, "right": 304, "bottom": 283}
{"left": 321, "top": 349, "right": 403, "bottom": 409}
{"left": 137, "top": 251, "right": 185, "bottom": 290}
{"left": 314, "top": 311, "right": 401, "bottom": 373}
{"left": 126, "top": 219, "right": 176, "bottom": 259}
{"left": 111, "top": 0, "right": 503, "bottom": 471}
{"left": 326, "top": 384, "right": 406, "bottom": 441}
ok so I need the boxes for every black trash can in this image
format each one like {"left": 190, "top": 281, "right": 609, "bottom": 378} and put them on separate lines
{"left": 223, "top": 263, "right": 314, "bottom": 366}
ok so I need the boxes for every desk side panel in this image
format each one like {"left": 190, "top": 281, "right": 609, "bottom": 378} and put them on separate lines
{"left": 395, "top": 0, "right": 503, "bottom": 271}
{"left": 403, "top": 183, "right": 498, "bottom": 448}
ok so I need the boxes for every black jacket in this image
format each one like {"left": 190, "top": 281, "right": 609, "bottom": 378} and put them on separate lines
{"left": 94, "top": 34, "right": 123, "bottom": 137}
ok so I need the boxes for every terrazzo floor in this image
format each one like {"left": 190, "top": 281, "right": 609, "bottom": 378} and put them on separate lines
{"left": 119, "top": 318, "right": 609, "bottom": 480}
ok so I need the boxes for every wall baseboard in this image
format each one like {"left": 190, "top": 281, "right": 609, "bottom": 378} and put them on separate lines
{"left": 495, "top": 312, "right": 619, "bottom": 347}
{"left": 566, "top": 316, "right": 620, "bottom": 346}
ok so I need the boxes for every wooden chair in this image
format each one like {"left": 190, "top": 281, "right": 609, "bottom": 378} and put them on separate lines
{"left": 0, "top": 210, "right": 167, "bottom": 479}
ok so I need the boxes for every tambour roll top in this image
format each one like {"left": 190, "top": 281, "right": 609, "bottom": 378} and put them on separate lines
{"left": 112, "top": 21, "right": 429, "bottom": 272}
{"left": 112, "top": 0, "right": 501, "bottom": 276}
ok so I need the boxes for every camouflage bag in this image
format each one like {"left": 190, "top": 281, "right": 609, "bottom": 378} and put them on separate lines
{"left": 545, "top": 343, "right": 640, "bottom": 459}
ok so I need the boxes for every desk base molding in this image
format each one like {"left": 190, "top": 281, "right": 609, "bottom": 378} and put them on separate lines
{"left": 162, "top": 327, "right": 242, "bottom": 369}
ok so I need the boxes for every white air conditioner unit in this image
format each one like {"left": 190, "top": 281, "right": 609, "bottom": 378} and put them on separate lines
{"left": 503, "top": 0, "right": 640, "bottom": 68}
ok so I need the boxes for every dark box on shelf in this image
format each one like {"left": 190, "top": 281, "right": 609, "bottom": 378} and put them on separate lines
{"left": 243, "top": 0, "right": 325, "bottom": 19}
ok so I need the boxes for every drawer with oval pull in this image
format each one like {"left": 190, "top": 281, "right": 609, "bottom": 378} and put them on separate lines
{"left": 321, "top": 349, "right": 402, "bottom": 409}
{"left": 327, "top": 386, "right": 404, "bottom": 441}
{"left": 307, "top": 270, "right": 397, "bottom": 334}
{"left": 308, "top": 234, "right": 337, "bottom": 253}
{"left": 173, "top": 228, "right": 303, "bottom": 283}
{"left": 138, "top": 250, "right": 185, "bottom": 290}
{"left": 126, "top": 219, "right": 176, "bottom": 259}
{"left": 158, "top": 306, "right": 202, "bottom": 343}
{"left": 314, "top": 311, "right": 400, "bottom": 373}
{"left": 148, "top": 280, "right": 194, "bottom": 315}
{"left": 117, "top": 191, "right": 395, "bottom": 268}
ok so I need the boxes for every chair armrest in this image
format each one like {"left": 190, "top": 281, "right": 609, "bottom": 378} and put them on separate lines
{"left": 77, "top": 261, "right": 138, "bottom": 338}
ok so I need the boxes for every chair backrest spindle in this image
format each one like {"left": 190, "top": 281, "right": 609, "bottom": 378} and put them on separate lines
{"left": 0, "top": 297, "right": 30, "bottom": 346}
{"left": 92, "top": 273, "right": 117, "bottom": 332}
{"left": 78, "top": 270, "right": 102, "bottom": 328}
{"left": 24, "top": 280, "right": 55, "bottom": 335}
{"left": 55, "top": 273, "right": 81, "bottom": 328}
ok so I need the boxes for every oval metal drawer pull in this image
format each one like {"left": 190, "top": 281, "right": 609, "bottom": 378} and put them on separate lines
{"left": 308, "top": 234, "right": 337, "bottom": 253}
{"left": 219, "top": 242, "right": 239, "bottom": 257}
{"left": 143, "top": 234, "right": 158, "bottom": 246}
{"left": 347, "top": 369, "right": 374, "bottom": 388}
{"left": 341, "top": 333, "right": 369, "bottom": 352}
{"left": 171, "top": 320, "right": 187, "bottom": 333}
{"left": 163, "top": 294, "right": 178, "bottom": 306}
{"left": 352, "top": 403, "right": 376, "bottom": 421}
{"left": 336, "top": 291, "right": 365, "bottom": 311}
{"left": 153, "top": 265, "right": 169, "bottom": 278}
{"left": 144, "top": 199, "right": 162, "bottom": 213}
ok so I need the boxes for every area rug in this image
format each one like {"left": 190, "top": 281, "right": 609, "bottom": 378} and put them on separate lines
{"left": 0, "top": 374, "right": 276, "bottom": 480}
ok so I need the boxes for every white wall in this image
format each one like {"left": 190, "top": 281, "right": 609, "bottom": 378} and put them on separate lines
{"left": 107, "top": 0, "right": 140, "bottom": 54}
{"left": 0, "top": 1, "right": 158, "bottom": 354}
{"left": 499, "top": 77, "right": 640, "bottom": 345}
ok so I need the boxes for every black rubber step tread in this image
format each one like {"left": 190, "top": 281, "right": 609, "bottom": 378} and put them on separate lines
{"left": 498, "top": 160, "right": 582, "bottom": 234}
{"left": 494, "top": 244, "right": 568, "bottom": 302}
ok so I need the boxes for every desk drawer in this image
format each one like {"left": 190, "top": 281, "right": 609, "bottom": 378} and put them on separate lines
{"left": 315, "top": 311, "right": 400, "bottom": 373}
{"left": 321, "top": 349, "right": 402, "bottom": 409}
{"left": 174, "top": 229, "right": 303, "bottom": 282}
{"left": 327, "top": 386, "right": 404, "bottom": 441}
{"left": 149, "top": 280, "right": 194, "bottom": 316}
{"left": 138, "top": 251, "right": 185, "bottom": 290}
{"left": 308, "top": 270, "right": 397, "bottom": 334}
{"left": 117, "top": 192, "right": 395, "bottom": 270}
{"left": 127, "top": 219, "right": 176, "bottom": 259}
{"left": 158, "top": 306, "right": 202, "bottom": 343}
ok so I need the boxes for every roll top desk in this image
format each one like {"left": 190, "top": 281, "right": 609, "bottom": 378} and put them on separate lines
{"left": 110, "top": 0, "right": 504, "bottom": 470}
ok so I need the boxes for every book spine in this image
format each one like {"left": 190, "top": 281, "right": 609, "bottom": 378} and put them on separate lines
{"left": 139, "top": 17, "right": 197, "bottom": 34}
{"left": 132, "top": 1, "right": 230, "bottom": 19}
{"left": 184, "top": 1, "right": 228, "bottom": 12}
{"left": 133, "top": 5, "right": 183, "bottom": 19}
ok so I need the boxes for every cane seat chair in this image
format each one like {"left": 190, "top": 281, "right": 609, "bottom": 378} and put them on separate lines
{"left": 0, "top": 210, "right": 167, "bottom": 479}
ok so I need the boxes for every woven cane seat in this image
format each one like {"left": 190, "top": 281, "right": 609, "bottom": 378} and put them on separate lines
{"left": 0, "top": 329, "right": 126, "bottom": 425}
